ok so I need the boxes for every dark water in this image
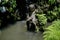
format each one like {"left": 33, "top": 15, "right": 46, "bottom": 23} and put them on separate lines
{"left": 0, "top": 21, "right": 43, "bottom": 40}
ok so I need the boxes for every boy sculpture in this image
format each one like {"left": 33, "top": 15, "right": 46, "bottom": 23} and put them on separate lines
{"left": 26, "top": 4, "right": 39, "bottom": 32}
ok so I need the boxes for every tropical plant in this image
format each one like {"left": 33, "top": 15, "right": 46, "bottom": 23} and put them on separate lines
{"left": 43, "top": 20, "right": 60, "bottom": 40}
{"left": 36, "top": 14, "right": 47, "bottom": 25}
{"left": 0, "top": 0, "right": 18, "bottom": 28}
{"left": 47, "top": 10, "right": 59, "bottom": 22}
{"left": 48, "top": 0, "right": 56, "bottom": 5}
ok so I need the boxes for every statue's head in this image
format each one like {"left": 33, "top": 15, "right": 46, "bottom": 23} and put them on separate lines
{"left": 29, "top": 4, "right": 35, "bottom": 12}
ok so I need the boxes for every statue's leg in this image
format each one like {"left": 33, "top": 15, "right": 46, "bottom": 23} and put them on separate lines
{"left": 26, "top": 21, "right": 32, "bottom": 31}
{"left": 30, "top": 23, "right": 36, "bottom": 32}
{"left": 26, "top": 21, "right": 30, "bottom": 31}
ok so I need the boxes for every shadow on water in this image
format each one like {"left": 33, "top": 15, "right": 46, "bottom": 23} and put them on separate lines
{"left": 0, "top": 20, "right": 17, "bottom": 30}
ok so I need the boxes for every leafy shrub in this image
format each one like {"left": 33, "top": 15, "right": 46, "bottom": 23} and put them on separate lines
{"left": 36, "top": 14, "right": 47, "bottom": 25}
{"left": 0, "top": 0, "right": 19, "bottom": 28}
{"left": 43, "top": 20, "right": 60, "bottom": 40}
{"left": 36, "top": 0, "right": 60, "bottom": 22}
{"left": 48, "top": 0, "right": 56, "bottom": 5}
{"left": 4, "top": 0, "right": 16, "bottom": 12}
{"left": 47, "top": 10, "right": 59, "bottom": 22}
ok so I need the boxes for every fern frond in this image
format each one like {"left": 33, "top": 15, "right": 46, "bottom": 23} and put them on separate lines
{"left": 43, "top": 20, "right": 60, "bottom": 40}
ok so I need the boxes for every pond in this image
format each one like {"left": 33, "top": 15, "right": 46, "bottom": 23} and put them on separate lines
{"left": 0, "top": 21, "right": 43, "bottom": 40}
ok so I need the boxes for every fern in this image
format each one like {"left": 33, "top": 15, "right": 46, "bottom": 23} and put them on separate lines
{"left": 43, "top": 20, "right": 60, "bottom": 40}
{"left": 36, "top": 14, "right": 47, "bottom": 25}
